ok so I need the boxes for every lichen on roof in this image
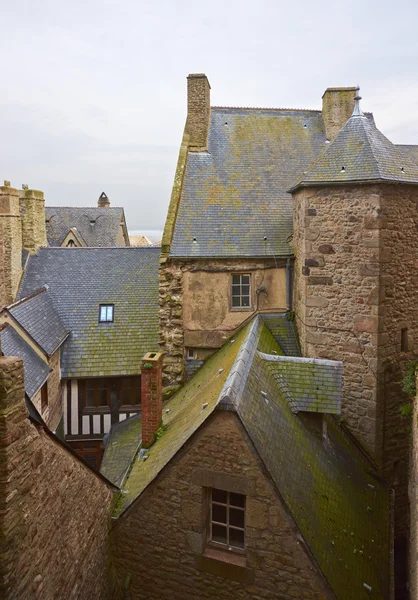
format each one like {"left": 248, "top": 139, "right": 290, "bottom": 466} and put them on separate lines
{"left": 170, "top": 108, "right": 328, "bottom": 258}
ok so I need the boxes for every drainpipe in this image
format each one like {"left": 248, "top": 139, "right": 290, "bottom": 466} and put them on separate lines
{"left": 286, "top": 258, "right": 292, "bottom": 311}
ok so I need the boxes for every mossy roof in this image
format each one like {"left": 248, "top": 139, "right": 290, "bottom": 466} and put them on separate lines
{"left": 291, "top": 111, "right": 418, "bottom": 190}
{"left": 18, "top": 247, "right": 160, "bottom": 378}
{"left": 46, "top": 206, "right": 126, "bottom": 247}
{"left": 106, "top": 315, "right": 389, "bottom": 599}
{"left": 170, "top": 108, "right": 329, "bottom": 258}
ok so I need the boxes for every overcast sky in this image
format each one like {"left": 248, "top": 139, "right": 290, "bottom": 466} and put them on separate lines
{"left": 1, "top": 0, "right": 417, "bottom": 231}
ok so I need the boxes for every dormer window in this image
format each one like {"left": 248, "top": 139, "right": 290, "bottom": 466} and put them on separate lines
{"left": 99, "top": 304, "right": 114, "bottom": 323}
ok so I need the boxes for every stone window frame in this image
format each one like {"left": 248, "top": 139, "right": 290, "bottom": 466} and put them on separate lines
{"left": 208, "top": 488, "right": 246, "bottom": 553}
{"left": 230, "top": 273, "right": 252, "bottom": 311}
{"left": 186, "top": 347, "right": 197, "bottom": 360}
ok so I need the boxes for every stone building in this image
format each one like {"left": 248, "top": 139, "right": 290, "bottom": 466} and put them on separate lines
{"left": 102, "top": 316, "right": 392, "bottom": 599}
{"left": 410, "top": 369, "right": 418, "bottom": 600}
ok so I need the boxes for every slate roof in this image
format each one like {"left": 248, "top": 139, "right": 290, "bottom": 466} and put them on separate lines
{"left": 105, "top": 316, "right": 390, "bottom": 599}
{"left": 7, "top": 288, "right": 68, "bottom": 356}
{"left": 18, "top": 247, "right": 160, "bottom": 378}
{"left": 291, "top": 109, "right": 418, "bottom": 190}
{"left": 0, "top": 324, "right": 50, "bottom": 398}
{"left": 260, "top": 313, "right": 301, "bottom": 356}
{"left": 170, "top": 108, "right": 329, "bottom": 258}
{"left": 45, "top": 207, "right": 126, "bottom": 247}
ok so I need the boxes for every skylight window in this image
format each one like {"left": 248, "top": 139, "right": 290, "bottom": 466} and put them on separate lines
{"left": 99, "top": 304, "right": 114, "bottom": 323}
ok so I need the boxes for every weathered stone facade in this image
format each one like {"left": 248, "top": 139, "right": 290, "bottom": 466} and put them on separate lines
{"left": 0, "top": 356, "right": 120, "bottom": 600}
{"left": 0, "top": 184, "right": 22, "bottom": 307}
{"left": 293, "top": 183, "right": 418, "bottom": 596}
{"left": 410, "top": 371, "right": 418, "bottom": 600}
{"left": 321, "top": 87, "right": 357, "bottom": 141}
{"left": 186, "top": 74, "right": 211, "bottom": 151}
{"left": 159, "top": 258, "right": 288, "bottom": 392}
{"left": 112, "top": 410, "right": 332, "bottom": 600}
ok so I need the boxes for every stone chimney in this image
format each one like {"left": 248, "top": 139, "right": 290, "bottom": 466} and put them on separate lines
{"left": 0, "top": 182, "right": 22, "bottom": 307}
{"left": 322, "top": 87, "right": 357, "bottom": 141}
{"left": 186, "top": 74, "right": 211, "bottom": 151}
{"left": 141, "top": 352, "right": 163, "bottom": 448}
{"left": 19, "top": 186, "right": 47, "bottom": 253}
{"left": 98, "top": 192, "right": 110, "bottom": 208}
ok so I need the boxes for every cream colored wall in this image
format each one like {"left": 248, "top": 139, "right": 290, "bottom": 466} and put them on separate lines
{"left": 183, "top": 264, "right": 287, "bottom": 334}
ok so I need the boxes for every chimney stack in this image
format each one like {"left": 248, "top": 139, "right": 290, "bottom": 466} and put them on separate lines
{"left": 186, "top": 74, "right": 211, "bottom": 151}
{"left": 98, "top": 192, "right": 110, "bottom": 208}
{"left": 19, "top": 187, "right": 47, "bottom": 253}
{"left": 322, "top": 87, "right": 357, "bottom": 141}
{"left": 141, "top": 352, "right": 164, "bottom": 448}
{"left": 0, "top": 182, "right": 22, "bottom": 307}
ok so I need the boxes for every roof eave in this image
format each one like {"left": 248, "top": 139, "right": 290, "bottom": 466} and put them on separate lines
{"left": 288, "top": 177, "right": 418, "bottom": 193}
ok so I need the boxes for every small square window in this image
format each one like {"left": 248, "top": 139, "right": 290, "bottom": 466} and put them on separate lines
{"left": 187, "top": 348, "right": 197, "bottom": 360}
{"left": 99, "top": 304, "right": 114, "bottom": 323}
{"left": 231, "top": 274, "right": 251, "bottom": 309}
{"left": 401, "top": 328, "right": 409, "bottom": 352}
{"left": 209, "top": 488, "right": 245, "bottom": 551}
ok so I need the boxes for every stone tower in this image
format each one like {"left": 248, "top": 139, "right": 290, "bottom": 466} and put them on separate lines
{"left": 19, "top": 186, "right": 47, "bottom": 253}
{"left": 291, "top": 92, "right": 418, "bottom": 592}
{"left": 0, "top": 182, "right": 22, "bottom": 307}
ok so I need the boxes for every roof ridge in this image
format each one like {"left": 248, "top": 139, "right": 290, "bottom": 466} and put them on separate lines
{"left": 6, "top": 286, "right": 47, "bottom": 310}
{"left": 360, "top": 116, "right": 389, "bottom": 180}
{"left": 46, "top": 206, "right": 124, "bottom": 210}
{"left": 38, "top": 246, "right": 160, "bottom": 250}
{"left": 211, "top": 106, "right": 322, "bottom": 113}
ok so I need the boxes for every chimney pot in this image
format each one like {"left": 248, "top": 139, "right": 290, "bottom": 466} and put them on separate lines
{"left": 141, "top": 351, "right": 164, "bottom": 448}
{"left": 98, "top": 192, "right": 110, "bottom": 208}
{"left": 186, "top": 74, "right": 211, "bottom": 151}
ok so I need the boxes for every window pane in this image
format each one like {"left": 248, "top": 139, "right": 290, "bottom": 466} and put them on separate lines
{"left": 212, "top": 504, "right": 227, "bottom": 524}
{"left": 212, "top": 489, "right": 227, "bottom": 503}
{"left": 241, "top": 275, "right": 250, "bottom": 285}
{"left": 241, "top": 285, "right": 250, "bottom": 296}
{"left": 98, "top": 388, "right": 108, "bottom": 407}
{"left": 86, "top": 389, "right": 95, "bottom": 407}
{"left": 100, "top": 306, "right": 107, "bottom": 321}
{"left": 241, "top": 296, "right": 250, "bottom": 307}
{"left": 229, "top": 528, "right": 245, "bottom": 549}
{"left": 121, "top": 388, "right": 131, "bottom": 405}
{"left": 230, "top": 492, "right": 245, "bottom": 508}
{"left": 107, "top": 306, "right": 113, "bottom": 321}
{"left": 232, "top": 285, "right": 241, "bottom": 295}
{"left": 229, "top": 507, "right": 245, "bottom": 528}
{"left": 212, "top": 524, "right": 227, "bottom": 545}
{"left": 232, "top": 296, "right": 241, "bottom": 307}
{"left": 232, "top": 275, "right": 240, "bottom": 285}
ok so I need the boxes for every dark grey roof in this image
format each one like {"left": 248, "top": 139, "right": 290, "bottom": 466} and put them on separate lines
{"left": 170, "top": 108, "right": 329, "bottom": 258}
{"left": 260, "top": 313, "right": 301, "bottom": 356}
{"left": 398, "top": 144, "right": 418, "bottom": 166}
{"left": 45, "top": 207, "right": 126, "bottom": 247}
{"left": 8, "top": 288, "right": 68, "bottom": 356}
{"left": 259, "top": 352, "right": 342, "bottom": 414}
{"left": 18, "top": 247, "right": 160, "bottom": 378}
{"left": 0, "top": 324, "right": 50, "bottom": 398}
{"left": 291, "top": 112, "right": 418, "bottom": 190}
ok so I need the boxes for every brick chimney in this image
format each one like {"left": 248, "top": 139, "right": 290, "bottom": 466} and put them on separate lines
{"left": 141, "top": 352, "right": 163, "bottom": 448}
{"left": 322, "top": 87, "right": 357, "bottom": 141}
{"left": 0, "top": 182, "right": 22, "bottom": 307}
{"left": 19, "top": 186, "right": 47, "bottom": 253}
{"left": 98, "top": 192, "right": 110, "bottom": 208}
{"left": 186, "top": 74, "right": 211, "bottom": 151}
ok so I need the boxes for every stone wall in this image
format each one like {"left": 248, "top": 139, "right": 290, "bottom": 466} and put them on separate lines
{"left": 0, "top": 185, "right": 22, "bottom": 306}
{"left": 46, "top": 348, "right": 63, "bottom": 430}
{"left": 159, "top": 258, "right": 288, "bottom": 394}
{"left": 321, "top": 87, "right": 357, "bottom": 141}
{"left": 0, "top": 356, "right": 120, "bottom": 600}
{"left": 410, "top": 371, "right": 418, "bottom": 600}
{"left": 186, "top": 74, "right": 211, "bottom": 151}
{"left": 293, "top": 183, "right": 418, "bottom": 597}
{"left": 112, "top": 410, "right": 332, "bottom": 600}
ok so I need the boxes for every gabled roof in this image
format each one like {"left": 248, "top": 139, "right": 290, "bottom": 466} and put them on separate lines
{"left": 290, "top": 108, "right": 418, "bottom": 190}
{"left": 105, "top": 316, "right": 389, "bottom": 599}
{"left": 0, "top": 323, "right": 50, "bottom": 398}
{"left": 169, "top": 108, "right": 329, "bottom": 258}
{"left": 45, "top": 207, "right": 127, "bottom": 247}
{"left": 18, "top": 247, "right": 160, "bottom": 378}
{"left": 7, "top": 287, "right": 68, "bottom": 356}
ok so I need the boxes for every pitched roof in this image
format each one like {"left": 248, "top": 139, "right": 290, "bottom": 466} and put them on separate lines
{"left": 169, "top": 108, "right": 329, "bottom": 258}
{"left": 45, "top": 207, "right": 126, "bottom": 247}
{"left": 18, "top": 247, "right": 160, "bottom": 378}
{"left": 105, "top": 316, "right": 389, "bottom": 599}
{"left": 129, "top": 234, "right": 152, "bottom": 247}
{"left": 0, "top": 324, "right": 50, "bottom": 398}
{"left": 7, "top": 288, "right": 68, "bottom": 356}
{"left": 291, "top": 110, "right": 418, "bottom": 190}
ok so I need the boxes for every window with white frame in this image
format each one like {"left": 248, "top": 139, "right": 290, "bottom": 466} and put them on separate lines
{"left": 231, "top": 274, "right": 251, "bottom": 309}
{"left": 99, "top": 304, "right": 114, "bottom": 323}
{"left": 209, "top": 488, "right": 245, "bottom": 551}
